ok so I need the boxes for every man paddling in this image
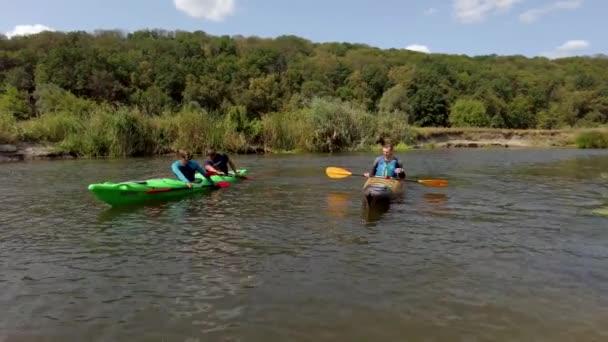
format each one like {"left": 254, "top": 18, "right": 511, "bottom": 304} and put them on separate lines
{"left": 204, "top": 149, "right": 239, "bottom": 176}
{"left": 171, "top": 150, "right": 216, "bottom": 188}
{"left": 363, "top": 141, "right": 406, "bottom": 179}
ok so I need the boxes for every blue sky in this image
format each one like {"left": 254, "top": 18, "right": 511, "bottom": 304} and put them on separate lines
{"left": 1, "top": 0, "right": 604, "bottom": 58}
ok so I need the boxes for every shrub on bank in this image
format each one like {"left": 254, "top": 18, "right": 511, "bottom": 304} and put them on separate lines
{"left": 575, "top": 131, "right": 608, "bottom": 149}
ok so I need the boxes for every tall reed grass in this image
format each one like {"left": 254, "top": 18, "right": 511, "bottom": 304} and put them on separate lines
{"left": 1, "top": 97, "right": 420, "bottom": 156}
{"left": 575, "top": 131, "right": 608, "bottom": 149}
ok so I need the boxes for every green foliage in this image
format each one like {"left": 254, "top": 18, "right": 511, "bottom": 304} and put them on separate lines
{"left": 0, "top": 85, "right": 31, "bottom": 119}
{"left": 130, "top": 85, "right": 172, "bottom": 115}
{"left": 407, "top": 61, "right": 454, "bottom": 126}
{"left": 449, "top": 99, "right": 490, "bottom": 128}
{"left": 260, "top": 109, "right": 311, "bottom": 152}
{"left": 375, "top": 110, "right": 414, "bottom": 145}
{"left": 3, "top": 29, "right": 608, "bottom": 155}
{"left": 575, "top": 131, "right": 608, "bottom": 149}
{"left": 158, "top": 109, "right": 213, "bottom": 154}
{"left": 4, "top": 66, "right": 34, "bottom": 91}
{"left": 506, "top": 95, "right": 536, "bottom": 129}
{"left": 304, "top": 98, "right": 373, "bottom": 152}
{"left": 536, "top": 109, "right": 559, "bottom": 129}
{"left": 301, "top": 80, "right": 329, "bottom": 99}
{"left": 0, "top": 110, "right": 17, "bottom": 143}
{"left": 378, "top": 84, "right": 410, "bottom": 115}
{"left": 19, "top": 111, "right": 83, "bottom": 142}
{"left": 33, "top": 84, "right": 94, "bottom": 116}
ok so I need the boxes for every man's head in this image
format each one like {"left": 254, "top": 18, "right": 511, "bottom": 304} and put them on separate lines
{"left": 177, "top": 149, "right": 192, "bottom": 166}
{"left": 206, "top": 149, "right": 217, "bottom": 160}
{"left": 382, "top": 143, "right": 394, "bottom": 159}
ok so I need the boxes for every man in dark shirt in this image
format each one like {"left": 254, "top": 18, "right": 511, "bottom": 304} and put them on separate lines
{"left": 204, "top": 149, "right": 239, "bottom": 176}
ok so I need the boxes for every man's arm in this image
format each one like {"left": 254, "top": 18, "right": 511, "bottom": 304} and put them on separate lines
{"left": 203, "top": 160, "right": 220, "bottom": 174}
{"left": 371, "top": 157, "right": 381, "bottom": 176}
{"left": 172, "top": 161, "right": 190, "bottom": 183}
{"left": 228, "top": 158, "right": 238, "bottom": 174}
{"left": 193, "top": 161, "right": 215, "bottom": 184}
{"left": 395, "top": 159, "right": 406, "bottom": 179}
{"left": 364, "top": 158, "right": 380, "bottom": 177}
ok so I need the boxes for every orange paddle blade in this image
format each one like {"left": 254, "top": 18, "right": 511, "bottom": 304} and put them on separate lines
{"left": 326, "top": 167, "right": 353, "bottom": 179}
{"left": 417, "top": 179, "right": 448, "bottom": 187}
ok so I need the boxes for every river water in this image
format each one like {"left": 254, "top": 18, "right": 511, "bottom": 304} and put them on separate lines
{"left": 1, "top": 149, "right": 608, "bottom": 341}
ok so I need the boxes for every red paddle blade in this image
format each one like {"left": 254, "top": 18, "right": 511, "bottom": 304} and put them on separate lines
{"left": 204, "top": 171, "right": 218, "bottom": 176}
{"left": 215, "top": 181, "right": 230, "bottom": 189}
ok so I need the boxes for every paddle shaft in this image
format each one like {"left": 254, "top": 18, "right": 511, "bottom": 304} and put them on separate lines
{"left": 325, "top": 167, "right": 448, "bottom": 187}
{"left": 368, "top": 175, "right": 446, "bottom": 187}
{"left": 348, "top": 172, "right": 417, "bottom": 183}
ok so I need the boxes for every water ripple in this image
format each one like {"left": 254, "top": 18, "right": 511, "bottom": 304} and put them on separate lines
{"left": 1, "top": 151, "right": 608, "bottom": 340}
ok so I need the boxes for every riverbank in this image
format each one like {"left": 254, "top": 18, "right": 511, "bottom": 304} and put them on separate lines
{"left": 0, "top": 143, "right": 77, "bottom": 162}
{"left": 2, "top": 127, "right": 606, "bottom": 162}
{"left": 411, "top": 127, "right": 605, "bottom": 149}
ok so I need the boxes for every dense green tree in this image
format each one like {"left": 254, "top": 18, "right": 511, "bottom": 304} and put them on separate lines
{"left": 0, "top": 85, "right": 31, "bottom": 119}
{"left": 449, "top": 99, "right": 490, "bottom": 127}
{"left": 1, "top": 29, "right": 608, "bottom": 131}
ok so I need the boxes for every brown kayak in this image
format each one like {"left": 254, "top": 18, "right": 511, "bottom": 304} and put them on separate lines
{"left": 362, "top": 177, "right": 404, "bottom": 208}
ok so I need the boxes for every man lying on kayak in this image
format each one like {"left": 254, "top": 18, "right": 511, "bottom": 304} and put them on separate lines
{"left": 204, "top": 149, "right": 239, "bottom": 176}
{"left": 171, "top": 150, "right": 216, "bottom": 189}
{"left": 363, "top": 142, "right": 406, "bottom": 179}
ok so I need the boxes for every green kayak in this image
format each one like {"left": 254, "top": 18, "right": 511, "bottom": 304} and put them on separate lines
{"left": 88, "top": 169, "right": 249, "bottom": 206}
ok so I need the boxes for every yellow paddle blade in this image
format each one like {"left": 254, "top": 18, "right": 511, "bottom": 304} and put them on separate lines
{"left": 326, "top": 167, "right": 353, "bottom": 179}
{"left": 417, "top": 179, "right": 448, "bottom": 187}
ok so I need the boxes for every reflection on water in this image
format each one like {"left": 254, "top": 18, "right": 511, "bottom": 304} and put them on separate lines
{"left": 592, "top": 207, "right": 608, "bottom": 216}
{"left": 326, "top": 192, "right": 350, "bottom": 219}
{"left": 422, "top": 192, "right": 448, "bottom": 204}
{"left": 1, "top": 150, "right": 608, "bottom": 341}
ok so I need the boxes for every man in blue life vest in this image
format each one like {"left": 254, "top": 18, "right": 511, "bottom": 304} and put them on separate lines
{"left": 171, "top": 149, "right": 216, "bottom": 188}
{"left": 203, "top": 149, "right": 239, "bottom": 176}
{"left": 363, "top": 142, "right": 406, "bottom": 179}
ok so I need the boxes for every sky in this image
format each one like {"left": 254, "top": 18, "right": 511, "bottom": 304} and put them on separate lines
{"left": 0, "top": 0, "right": 605, "bottom": 58}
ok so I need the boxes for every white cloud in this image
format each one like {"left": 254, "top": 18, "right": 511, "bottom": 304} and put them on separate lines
{"left": 5, "top": 24, "right": 54, "bottom": 38}
{"left": 519, "top": 0, "right": 582, "bottom": 23}
{"left": 424, "top": 7, "right": 438, "bottom": 15}
{"left": 174, "top": 0, "right": 235, "bottom": 21}
{"left": 542, "top": 39, "right": 590, "bottom": 59}
{"left": 558, "top": 39, "right": 589, "bottom": 50}
{"left": 453, "top": 0, "right": 522, "bottom": 23}
{"left": 405, "top": 44, "right": 431, "bottom": 53}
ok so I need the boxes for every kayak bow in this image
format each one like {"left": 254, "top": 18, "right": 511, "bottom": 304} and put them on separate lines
{"left": 362, "top": 176, "right": 404, "bottom": 208}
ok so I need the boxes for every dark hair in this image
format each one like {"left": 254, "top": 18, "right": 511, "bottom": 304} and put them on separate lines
{"left": 206, "top": 149, "right": 217, "bottom": 157}
{"left": 376, "top": 137, "right": 393, "bottom": 150}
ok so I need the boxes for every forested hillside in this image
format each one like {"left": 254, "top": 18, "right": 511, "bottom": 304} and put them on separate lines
{"left": 1, "top": 30, "right": 607, "bottom": 155}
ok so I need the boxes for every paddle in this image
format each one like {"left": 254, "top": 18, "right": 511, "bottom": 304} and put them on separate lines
{"left": 325, "top": 167, "right": 448, "bottom": 188}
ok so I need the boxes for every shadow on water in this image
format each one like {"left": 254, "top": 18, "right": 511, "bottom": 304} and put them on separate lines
{"left": 361, "top": 202, "right": 390, "bottom": 223}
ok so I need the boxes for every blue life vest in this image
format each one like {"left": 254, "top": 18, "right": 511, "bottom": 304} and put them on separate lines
{"left": 374, "top": 157, "right": 398, "bottom": 177}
